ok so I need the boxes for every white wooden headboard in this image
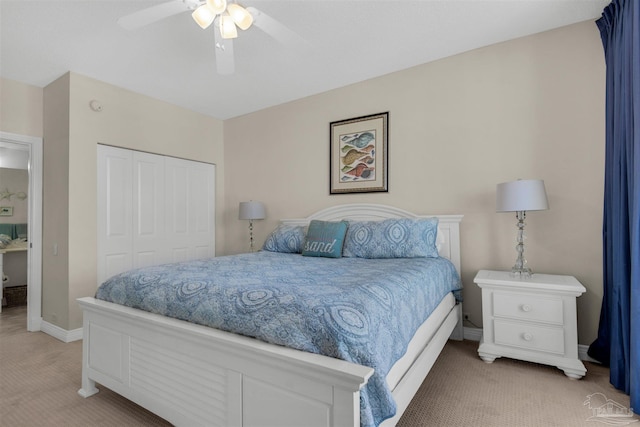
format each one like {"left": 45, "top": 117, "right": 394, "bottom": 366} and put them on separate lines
{"left": 281, "top": 203, "right": 463, "bottom": 275}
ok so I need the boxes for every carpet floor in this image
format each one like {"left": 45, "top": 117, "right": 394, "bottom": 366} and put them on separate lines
{"left": 1, "top": 305, "right": 635, "bottom": 426}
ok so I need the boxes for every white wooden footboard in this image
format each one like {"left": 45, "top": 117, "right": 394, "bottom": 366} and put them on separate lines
{"left": 78, "top": 296, "right": 460, "bottom": 427}
{"left": 77, "top": 297, "right": 373, "bottom": 427}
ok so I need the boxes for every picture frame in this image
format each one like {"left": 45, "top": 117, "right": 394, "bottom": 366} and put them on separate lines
{"left": 0, "top": 206, "right": 13, "bottom": 216}
{"left": 330, "top": 112, "right": 388, "bottom": 194}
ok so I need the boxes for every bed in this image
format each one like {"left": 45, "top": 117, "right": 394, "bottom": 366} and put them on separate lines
{"left": 78, "top": 204, "right": 463, "bottom": 427}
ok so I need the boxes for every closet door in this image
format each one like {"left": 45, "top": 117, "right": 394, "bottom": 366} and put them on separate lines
{"left": 98, "top": 145, "right": 215, "bottom": 286}
{"left": 97, "top": 145, "right": 133, "bottom": 285}
{"left": 133, "top": 151, "right": 167, "bottom": 268}
{"left": 165, "top": 157, "right": 215, "bottom": 262}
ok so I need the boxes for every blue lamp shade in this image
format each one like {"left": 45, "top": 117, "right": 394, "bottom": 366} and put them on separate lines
{"left": 239, "top": 201, "right": 266, "bottom": 220}
{"left": 496, "top": 179, "right": 549, "bottom": 212}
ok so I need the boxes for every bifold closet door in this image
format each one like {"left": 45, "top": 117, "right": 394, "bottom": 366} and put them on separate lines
{"left": 132, "top": 151, "right": 167, "bottom": 269}
{"left": 164, "top": 157, "right": 215, "bottom": 263}
{"left": 97, "top": 145, "right": 133, "bottom": 285}
{"left": 98, "top": 145, "right": 215, "bottom": 286}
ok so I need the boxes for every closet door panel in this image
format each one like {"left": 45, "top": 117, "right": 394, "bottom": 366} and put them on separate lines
{"left": 194, "top": 246, "right": 211, "bottom": 260}
{"left": 165, "top": 158, "right": 215, "bottom": 261}
{"left": 104, "top": 254, "right": 130, "bottom": 282}
{"left": 133, "top": 152, "right": 167, "bottom": 268}
{"left": 165, "top": 159, "right": 190, "bottom": 261}
{"left": 190, "top": 166, "right": 213, "bottom": 233}
{"left": 170, "top": 247, "right": 189, "bottom": 263}
{"left": 187, "top": 162, "right": 215, "bottom": 259}
{"left": 98, "top": 146, "right": 133, "bottom": 285}
{"left": 165, "top": 161, "right": 188, "bottom": 234}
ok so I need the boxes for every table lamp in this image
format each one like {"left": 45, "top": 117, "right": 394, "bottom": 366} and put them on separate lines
{"left": 496, "top": 179, "right": 549, "bottom": 278}
{"left": 239, "top": 201, "right": 266, "bottom": 252}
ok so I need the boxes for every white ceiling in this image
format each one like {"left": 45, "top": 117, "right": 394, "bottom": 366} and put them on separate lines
{"left": 0, "top": 0, "right": 608, "bottom": 120}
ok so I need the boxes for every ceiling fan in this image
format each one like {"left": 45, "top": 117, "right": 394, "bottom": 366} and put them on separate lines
{"left": 117, "top": 0, "right": 305, "bottom": 74}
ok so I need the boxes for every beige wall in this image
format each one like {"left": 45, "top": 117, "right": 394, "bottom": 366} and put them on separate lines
{"left": 2, "top": 21, "right": 606, "bottom": 344}
{"left": 43, "top": 72, "right": 225, "bottom": 330}
{"left": 43, "top": 74, "right": 71, "bottom": 328}
{"left": 223, "top": 21, "right": 605, "bottom": 345}
{"left": 0, "top": 78, "right": 43, "bottom": 138}
{"left": 0, "top": 78, "right": 43, "bottom": 305}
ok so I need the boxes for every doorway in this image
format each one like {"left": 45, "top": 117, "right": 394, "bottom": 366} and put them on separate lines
{"left": 0, "top": 131, "right": 43, "bottom": 331}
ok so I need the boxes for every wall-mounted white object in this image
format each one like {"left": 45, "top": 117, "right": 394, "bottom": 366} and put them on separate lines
{"left": 89, "top": 100, "right": 103, "bottom": 112}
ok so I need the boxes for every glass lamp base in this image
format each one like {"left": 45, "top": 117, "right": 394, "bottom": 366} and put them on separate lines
{"left": 510, "top": 266, "right": 532, "bottom": 279}
{"left": 510, "top": 210, "right": 532, "bottom": 279}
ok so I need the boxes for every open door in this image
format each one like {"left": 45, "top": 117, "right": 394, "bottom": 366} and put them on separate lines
{"left": 0, "top": 132, "right": 43, "bottom": 331}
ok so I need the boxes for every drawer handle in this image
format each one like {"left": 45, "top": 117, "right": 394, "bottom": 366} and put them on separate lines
{"left": 521, "top": 304, "right": 532, "bottom": 312}
{"left": 522, "top": 332, "right": 533, "bottom": 341}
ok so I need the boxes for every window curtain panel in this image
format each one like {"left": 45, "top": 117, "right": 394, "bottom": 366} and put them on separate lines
{"left": 588, "top": 0, "right": 640, "bottom": 409}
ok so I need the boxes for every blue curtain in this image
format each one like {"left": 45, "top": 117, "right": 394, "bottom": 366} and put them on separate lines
{"left": 588, "top": 0, "right": 640, "bottom": 409}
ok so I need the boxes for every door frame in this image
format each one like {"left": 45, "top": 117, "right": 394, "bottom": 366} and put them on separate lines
{"left": 0, "top": 131, "right": 43, "bottom": 331}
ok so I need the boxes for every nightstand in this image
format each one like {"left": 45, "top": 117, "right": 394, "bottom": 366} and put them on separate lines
{"left": 474, "top": 270, "right": 586, "bottom": 379}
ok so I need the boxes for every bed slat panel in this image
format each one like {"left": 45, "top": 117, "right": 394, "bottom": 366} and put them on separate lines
{"left": 243, "top": 376, "right": 332, "bottom": 427}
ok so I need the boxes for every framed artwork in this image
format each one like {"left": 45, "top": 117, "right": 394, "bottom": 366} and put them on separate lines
{"left": 330, "top": 112, "right": 388, "bottom": 194}
{"left": 0, "top": 206, "right": 13, "bottom": 216}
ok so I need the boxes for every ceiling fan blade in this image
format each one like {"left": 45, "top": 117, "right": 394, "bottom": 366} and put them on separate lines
{"left": 245, "top": 6, "right": 308, "bottom": 49}
{"left": 118, "top": 0, "right": 192, "bottom": 30}
{"left": 214, "top": 25, "right": 235, "bottom": 75}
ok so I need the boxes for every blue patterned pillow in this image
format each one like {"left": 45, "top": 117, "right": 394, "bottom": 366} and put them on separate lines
{"left": 262, "top": 224, "right": 306, "bottom": 253}
{"left": 301, "top": 220, "right": 348, "bottom": 258}
{"left": 342, "top": 218, "right": 439, "bottom": 258}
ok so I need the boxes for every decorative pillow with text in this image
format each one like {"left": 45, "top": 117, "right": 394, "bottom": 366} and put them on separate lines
{"left": 301, "top": 220, "right": 348, "bottom": 258}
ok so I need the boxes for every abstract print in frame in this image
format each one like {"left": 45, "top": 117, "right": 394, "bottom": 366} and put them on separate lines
{"left": 330, "top": 112, "right": 388, "bottom": 194}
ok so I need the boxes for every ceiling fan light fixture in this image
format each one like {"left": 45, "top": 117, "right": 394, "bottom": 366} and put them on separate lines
{"left": 206, "top": 0, "right": 227, "bottom": 15}
{"left": 192, "top": 4, "right": 216, "bottom": 29}
{"left": 220, "top": 14, "right": 238, "bottom": 39}
{"left": 227, "top": 3, "right": 253, "bottom": 31}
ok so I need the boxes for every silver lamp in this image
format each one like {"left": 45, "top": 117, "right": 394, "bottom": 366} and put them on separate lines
{"left": 496, "top": 179, "right": 549, "bottom": 278}
{"left": 239, "top": 201, "right": 266, "bottom": 252}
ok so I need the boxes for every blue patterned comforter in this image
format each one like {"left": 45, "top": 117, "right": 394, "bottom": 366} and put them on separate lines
{"left": 96, "top": 251, "right": 461, "bottom": 427}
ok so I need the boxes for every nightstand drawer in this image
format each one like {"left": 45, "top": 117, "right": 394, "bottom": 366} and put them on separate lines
{"left": 494, "top": 320, "right": 565, "bottom": 355}
{"left": 493, "top": 292, "right": 563, "bottom": 325}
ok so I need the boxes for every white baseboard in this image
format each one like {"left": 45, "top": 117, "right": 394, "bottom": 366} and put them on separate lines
{"left": 578, "top": 344, "right": 600, "bottom": 363}
{"left": 28, "top": 316, "right": 42, "bottom": 332}
{"left": 40, "top": 320, "right": 83, "bottom": 343}
{"left": 463, "top": 326, "right": 483, "bottom": 342}
{"left": 462, "top": 327, "right": 600, "bottom": 364}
